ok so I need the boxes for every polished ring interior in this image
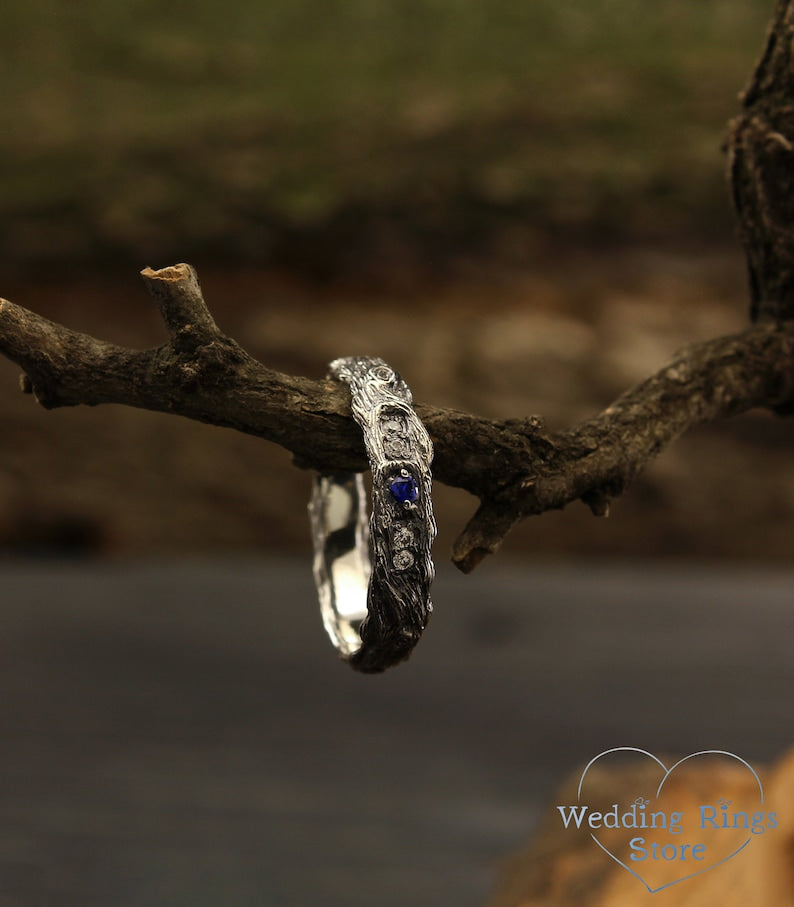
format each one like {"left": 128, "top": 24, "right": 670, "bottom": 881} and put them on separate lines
{"left": 309, "top": 356, "right": 436, "bottom": 673}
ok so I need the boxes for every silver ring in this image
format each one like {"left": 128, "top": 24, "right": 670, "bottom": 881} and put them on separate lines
{"left": 308, "top": 356, "right": 436, "bottom": 673}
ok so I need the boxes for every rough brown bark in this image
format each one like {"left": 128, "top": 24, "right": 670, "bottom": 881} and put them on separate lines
{"left": 1, "top": 264, "right": 793, "bottom": 571}
{"left": 730, "top": 0, "right": 794, "bottom": 324}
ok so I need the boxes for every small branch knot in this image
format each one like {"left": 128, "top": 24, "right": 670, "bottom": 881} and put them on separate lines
{"left": 582, "top": 490, "right": 611, "bottom": 518}
{"left": 140, "top": 263, "right": 221, "bottom": 344}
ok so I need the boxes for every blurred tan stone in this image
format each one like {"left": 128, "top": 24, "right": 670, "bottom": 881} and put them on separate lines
{"left": 489, "top": 749, "right": 794, "bottom": 907}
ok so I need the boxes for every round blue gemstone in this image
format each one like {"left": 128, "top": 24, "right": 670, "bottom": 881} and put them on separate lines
{"left": 389, "top": 475, "right": 419, "bottom": 503}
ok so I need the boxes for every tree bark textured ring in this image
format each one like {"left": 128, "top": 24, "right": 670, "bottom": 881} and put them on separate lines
{"left": 308, "top": 356, "right": 437, "bottom": 673}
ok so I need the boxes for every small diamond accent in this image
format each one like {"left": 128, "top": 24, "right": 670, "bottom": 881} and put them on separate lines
{"left": 392, "top": 524, "right": 415, "bottom": 547}
{"left": 393, "top": 550, "right": 415, "bottom": 570}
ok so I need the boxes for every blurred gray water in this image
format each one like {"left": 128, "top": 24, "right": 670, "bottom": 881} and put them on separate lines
{"left": 0, "top": 559, "right": 791, "bottom": 906}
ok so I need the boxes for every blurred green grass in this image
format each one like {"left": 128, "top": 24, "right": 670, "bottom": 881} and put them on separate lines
{"left": 0, "top": 0, "right": 772, "bottom": 270}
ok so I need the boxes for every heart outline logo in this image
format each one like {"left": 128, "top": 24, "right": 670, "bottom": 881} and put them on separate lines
{"left": 576, "top": 747, "right": 764, "bottom": 894}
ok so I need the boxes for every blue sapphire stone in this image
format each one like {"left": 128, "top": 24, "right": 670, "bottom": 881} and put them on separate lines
{"left": 389, "top": 475, "right": 419, "bottom": 503}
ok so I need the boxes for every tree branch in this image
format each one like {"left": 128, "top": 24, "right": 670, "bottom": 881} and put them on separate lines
{"left": 729, "top": 0, "right": 794, "bottom": 323}
{"left": 1, "top": 263, "right": 792, "bottom": 571}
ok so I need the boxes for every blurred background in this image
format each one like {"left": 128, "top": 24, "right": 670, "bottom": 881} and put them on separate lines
{"left": 0, "top": 2, "right": 792, "bottom": 906}
{"left": 1, "top": 0, "right": 791, "bottom": 561}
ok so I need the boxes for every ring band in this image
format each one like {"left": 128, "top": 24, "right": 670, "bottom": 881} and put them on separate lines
{"left": 309, "top": 356, "right": 436, "bottom": 673}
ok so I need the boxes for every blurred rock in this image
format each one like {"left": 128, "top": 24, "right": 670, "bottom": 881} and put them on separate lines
{"left": 489, "top": 749, "right": 794, "bottom": 906}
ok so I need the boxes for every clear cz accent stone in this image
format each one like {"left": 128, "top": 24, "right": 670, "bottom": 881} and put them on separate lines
{"left": 393, "top": 550, "right": 415, "bottom": 570}
{"left": 392, "top": 524, "right": 415, "bottom": 547}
